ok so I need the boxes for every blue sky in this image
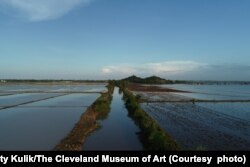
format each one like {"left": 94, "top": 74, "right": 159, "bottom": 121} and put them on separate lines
{"left": 0, "top": 0, "right": 250, "bottom": 80}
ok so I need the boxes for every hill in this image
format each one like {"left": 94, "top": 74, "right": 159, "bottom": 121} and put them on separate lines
{"left": 121, "top": 75, "right": 173, "bottom": 84}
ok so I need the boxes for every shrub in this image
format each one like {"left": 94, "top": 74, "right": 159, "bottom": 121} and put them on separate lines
{"left": 122, "top": 89, "right": 180, "bottom": 150}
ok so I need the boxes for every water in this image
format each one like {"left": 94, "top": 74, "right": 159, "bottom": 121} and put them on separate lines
{"left": 0, "top": 84, "right": 107, "bottom": 93}
{"left": 0, "top": 84, "right": 102, "bottom": 150}
{"left": 83, "top": 87, "right": 143, "bottom": 150}
{"left": 196, "top": 102, "right": 250, "bottom": 122}
{"left": 0, "top": 93, "right": 63, "bottom": 108}
{"left": 23, "top": 93, "right": 100, "bottom": 107}
{"left": 164, "top": 84, "right": 250, "bottom": 123}
{"left": 0, "top": 106, "right": 86, "bottom": 150}
{"left": 139, "top": 84, "right": 250, "bottom": 150}
{"left": 161, "top": 84, "right": 250, "bottom": 100}
{"left": 141, "top": 102, "right": 250, "bottom": 150}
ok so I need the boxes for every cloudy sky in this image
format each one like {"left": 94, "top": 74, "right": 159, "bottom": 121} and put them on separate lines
{"left": 0, "top": 0, "right": 249, "bottom": 80}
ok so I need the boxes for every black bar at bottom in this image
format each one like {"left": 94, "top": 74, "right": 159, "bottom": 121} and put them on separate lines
{"left": 0, "top": 151, "right": 249, "bottom": 166}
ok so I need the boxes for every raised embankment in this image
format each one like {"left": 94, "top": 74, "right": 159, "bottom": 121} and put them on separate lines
{"left": 55, "top": 83, "right": 114, "bottom": 151}
{"left": 117, "top": 81, "right": 180, "bottom": 150}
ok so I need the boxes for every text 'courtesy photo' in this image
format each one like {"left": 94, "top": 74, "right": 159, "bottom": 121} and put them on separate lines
{"left": 0, "top": 0, "right": 250, "bottom": 166}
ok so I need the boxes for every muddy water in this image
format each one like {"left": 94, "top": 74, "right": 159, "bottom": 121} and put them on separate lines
{"left": 83, "top": 87, "right": 143, "bottom": 150}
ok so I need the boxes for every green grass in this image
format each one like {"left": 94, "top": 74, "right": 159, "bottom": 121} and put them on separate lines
{"left": 121, "top": 85, "right": 180, "bottom": 150}
{"left": 94, "top": 93, "right": 113, "bottom": 120}
{"left": 54, "top": 82, "right": 114, "bottom": 151}
{"left": 195, "top": 145, "right": 207, "bottom": 151}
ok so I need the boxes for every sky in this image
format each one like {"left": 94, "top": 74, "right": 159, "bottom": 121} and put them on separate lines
{"left": 0, "top": 0, "right": 250, "bottom": 80}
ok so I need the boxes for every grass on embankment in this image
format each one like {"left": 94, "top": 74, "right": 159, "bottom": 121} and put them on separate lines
{"left": 117, "top": 81, "right": 180, "bottom": 150}
{"left": 55, "top": 82, "right": 114, "bottom": 151}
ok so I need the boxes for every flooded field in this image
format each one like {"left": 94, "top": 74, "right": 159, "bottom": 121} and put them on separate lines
{"left": 0, "top": 84, "right": 107, "bottom": 93}
{"left": 0, "top": 83, "right": 106, "bottom": 150}
{"left": 135, "top": 84, "right": 250, "bottom": 150}
{"left": 1, "top": 82, "right": 249, "bottom": 150}
{"left": 83, "top": 87, "right": 143, "bottom": 150}
{"left": 162, "top": 84, "right": 250, "bottom": 100}
{"left": 196, "top": 102, "right": 250, "bottom": 122}
{"left": 0, "top": 93, "right": 65, "bottom": 109}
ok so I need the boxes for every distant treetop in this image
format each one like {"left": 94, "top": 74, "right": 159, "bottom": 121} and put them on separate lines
{"left": 121, "top": 75, "right": 173, "bottom": 84}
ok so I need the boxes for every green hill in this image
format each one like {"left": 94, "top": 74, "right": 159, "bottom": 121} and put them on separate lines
{"left": 121, "top": 75, "right": 173, "bottom": 84}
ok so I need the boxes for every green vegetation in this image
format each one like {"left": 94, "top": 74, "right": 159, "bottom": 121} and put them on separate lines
{"left": 116, "top": 81, "right": 180, "bottom": 150}
{"left": 93, "top": 81, "right": 114, "bottom": 120}
{"left": 2, "top": 77, "right": 250, "bottom": 85}
{"left": 121, "top": 75, "right": 174, "bottom": 84}
{"left": 196, "top": 145, "right": 207, "bottom": 151}
{"left": 55, "top": 81, "right": 114, "bottom": 151}
{"left": 120, "top": 75, "right": 250, "bottom": 85}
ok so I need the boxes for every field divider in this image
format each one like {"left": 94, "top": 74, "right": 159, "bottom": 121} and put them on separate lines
{"left": 116, "top": 81, "right": 180, "bottom": 150}
{"left": 0, "top": 94, "right": 68, "bottom": 111}
{"left": 55, "top": 82, "right": 115, "bottom": 151}
{"left": 141, "top": 99, "right": 250, "bottom": 103}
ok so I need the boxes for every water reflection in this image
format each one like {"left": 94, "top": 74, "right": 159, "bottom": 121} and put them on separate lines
{"left": 83, "top": 87, "right": 143, "bottom": 150}
{"left": 0, "top": 106, "right": 86, "bottom": 150}
{"left": 0, "top": 93, "right": 100, "bottom": 150}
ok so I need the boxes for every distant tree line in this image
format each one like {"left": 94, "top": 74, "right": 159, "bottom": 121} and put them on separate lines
{"left": 121, "top": 75, "right": 174, "bottom": 84}
{"left": 1, "top": 76, "right": 249, "bottom": 85}
{"left": 1, "top": 79, "right": 107, "bottom": 83}
{"left": 119, "top": 75, "right": 250, "bottom": 85}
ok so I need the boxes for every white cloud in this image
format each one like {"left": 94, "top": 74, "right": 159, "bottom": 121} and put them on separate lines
{"left": 102, "top": 68, "right": 112, "bottom": 74}
{"left": 0, "top": 0, "right": 92, "bottom": 21}
{"left": 145, "top": 61, "right": 203, "bottom": 74}
{"left": 102, "top": 65, "right": 138, "bottom": 74}
{"left": 101, "top": 61, "right": 204, "bottom": 77}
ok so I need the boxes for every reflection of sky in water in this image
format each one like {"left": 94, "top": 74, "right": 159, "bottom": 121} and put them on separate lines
{"left": 141, "top": 102, "right": 250, "bottom": 150}
{"left": 23, "top": 93, "right": 99, "bottom": 107}
{"left": 0, "top": 84, "right": 107, "bottom": 92}
{"left": 0, "top": 106, "right": 87, "bottom": 150}
{"left": 0, "top": 86, "right": 101, "bottom": 150}
{"left": 197, "top": 103, "right": 250, "bottom": 122}
{"left": 139, "top": 85, "right": 250, "bottom": 150}
{"left": 160, "top": 84, "right": 250, "bottom": 100}
{"left": 0, "top": 93, "right": 63, "bottom": 107}
{"left": 84, "top": 88, "right": 142, "bottom": 150}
